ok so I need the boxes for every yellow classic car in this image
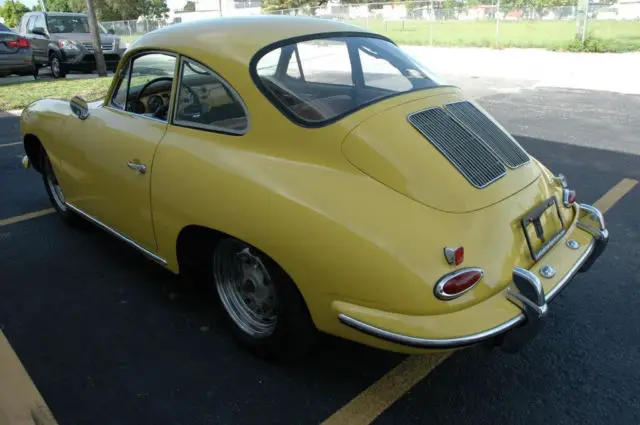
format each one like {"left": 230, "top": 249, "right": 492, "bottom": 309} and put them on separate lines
{"left": 20, "top": 16, "right": 609, "bottom": 360}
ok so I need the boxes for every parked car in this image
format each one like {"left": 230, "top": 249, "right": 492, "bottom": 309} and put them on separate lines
{"left": 19, "top": 16, "right": 609, "bottom": 360}
{"left": 18, "top": 11, "right": 122, "bottom": 78}
{"left": 0, "top": 22, "right": 37, "bottom": 78}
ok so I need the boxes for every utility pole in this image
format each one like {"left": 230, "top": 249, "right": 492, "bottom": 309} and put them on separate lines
{"left": 86, "top": 0, "right": 107, "bottom": 77}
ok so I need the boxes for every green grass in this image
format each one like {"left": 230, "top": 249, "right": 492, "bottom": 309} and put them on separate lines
{"left": 347, "top": 19, "right": 640, "bottom": 51}
{"left": 115, "top": 20, "right": 640, "bottom": 51}
{"left": 0, "top": 77, "right": 113, "bottom": 110}
{"left": 120, "top": 34, "right": 142, "bottom": 45}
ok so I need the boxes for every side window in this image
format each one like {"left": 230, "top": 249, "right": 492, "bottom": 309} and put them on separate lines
{"left": 109, "top": 52, "right": 176, "bottom": 121}
{"left": 33, "top": 15, "right": 46, "bottom": 31}
{"left": 358, "top": 46, "right": 412, "bottom": 92}
{"left": 295, "top": 40, "right": 353, "bottom": 86}
{"left": 173, "top": 58, "right": 248, "bottom": 134}
{"left": 26, "top": 16, "right": 37, "bottom": 32}
{"left": 111, "top": 62, "right": 131, "bottom": 109}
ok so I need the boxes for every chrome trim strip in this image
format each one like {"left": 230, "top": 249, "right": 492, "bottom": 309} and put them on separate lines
{"left": 65, "top": 202, "right": 167, "bottom": 266}
{"left": 338, "top": 238, "right": 596, "bottom": 350}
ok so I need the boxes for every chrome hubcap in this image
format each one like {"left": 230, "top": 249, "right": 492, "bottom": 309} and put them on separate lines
{"left": 213, "top": 240, "right": 277, "bottom": 338}
{"left": 46, "top": 161, "right": 66, "bottom": 211}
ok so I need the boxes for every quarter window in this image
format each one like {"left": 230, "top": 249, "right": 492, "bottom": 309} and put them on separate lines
{"left": 110, "top": 52, "right": 177, "bottom": 121}
{"left": 173, "top": 58, "right": 248, "bottom": 134}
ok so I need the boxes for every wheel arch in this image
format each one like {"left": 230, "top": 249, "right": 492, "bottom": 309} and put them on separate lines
{"left": 175, "top": 224, "right": 317, "bottom": 326}
{"left": 23, "top": 133, "right": 45, "bottom": 174}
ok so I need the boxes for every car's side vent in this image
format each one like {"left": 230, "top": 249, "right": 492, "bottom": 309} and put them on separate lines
{"left": 408, "top": 108, "right": 507, "bottom": 189}
{"left": 444, "top": 101, "right": 530, "bottom": 169}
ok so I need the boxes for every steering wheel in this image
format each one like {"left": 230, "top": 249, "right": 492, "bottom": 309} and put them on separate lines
{"left": 137, "top": 77, "right": 174, "bottom": 100}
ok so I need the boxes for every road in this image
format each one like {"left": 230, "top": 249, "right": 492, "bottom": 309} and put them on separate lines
{"left": 0, "top": 80, "right": 638, "bottom": 425}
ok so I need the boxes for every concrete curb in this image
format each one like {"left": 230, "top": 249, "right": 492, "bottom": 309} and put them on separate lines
{"left": 0, "top": 109, "right": 23, "bottom": 117}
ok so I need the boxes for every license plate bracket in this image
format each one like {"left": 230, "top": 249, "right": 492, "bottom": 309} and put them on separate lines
{"left": 521, "top": 196, "right": 566, "bottom": 261}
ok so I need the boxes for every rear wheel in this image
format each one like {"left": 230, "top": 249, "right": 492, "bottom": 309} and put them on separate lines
{"left": 212, "top": 237, "right": 316, "bottom": 361}
{"left": 42, "top": 153, "right": 77, "bottom": 225}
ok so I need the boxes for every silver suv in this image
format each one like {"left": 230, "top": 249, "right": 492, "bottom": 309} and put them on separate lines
{"left": 19, "top": 11, "right": 123, "bottom": 78}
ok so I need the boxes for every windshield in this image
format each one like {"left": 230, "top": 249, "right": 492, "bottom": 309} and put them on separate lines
{"left": 47, "top": 15, "right": 107, "bottom": 34}
{"left": 0, "top": 23, "right": 12, "bottom": 32}
{"left": 253, "top": 35, "right": 444, "bottom": 126}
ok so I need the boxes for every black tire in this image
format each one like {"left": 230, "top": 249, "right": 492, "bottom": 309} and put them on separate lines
{"left": 42, "top": 152, "right": 78, "bottom": 225}
{"left": 211, "top": 237, "right": 317, "bottom": 361}
{"left": 49, "top": 52, "right": 66, "bottom": 79}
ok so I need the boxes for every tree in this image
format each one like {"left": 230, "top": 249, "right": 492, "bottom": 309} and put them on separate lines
{"left": 44, "top": 0, "right": 170, "bottom": 20}
{"left": 86, "top": 0, "right": 107, "bottom": 76}
{"left": 262, "top": 0, "right": 327, "bottom": 13}
{"left": 183, "top": 0, "right": 195, "bottom": 12}
{"left": 0, "top": 0, "right": 31, "bottom": 28}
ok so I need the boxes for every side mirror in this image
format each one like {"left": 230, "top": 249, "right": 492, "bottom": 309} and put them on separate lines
{"left": 70, "top": 96, "right": 89, "bottom": 120}
{"left": 108, "top": 29, "right": 115, "bottom": 35}
{"left": 31, "top": 27, "right": 48, "bottom": 37}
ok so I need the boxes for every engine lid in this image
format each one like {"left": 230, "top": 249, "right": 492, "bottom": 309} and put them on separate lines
{"left": 341, "top": 92, "right": 541, "bottom": 213}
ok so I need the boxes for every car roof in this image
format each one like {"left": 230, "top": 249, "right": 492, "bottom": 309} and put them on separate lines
{"left": 130, "top": 15, "right": 376, "bottom": 65}
{"left": 45, "top": 12, "right": 88, "bottom": 17}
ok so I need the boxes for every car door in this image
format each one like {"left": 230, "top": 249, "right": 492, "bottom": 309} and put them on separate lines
{"left": 26, "top": 14, "right": 48, "bottom": 64}
{"left": 58, "top": 51, "right": 178, "bottom": 255}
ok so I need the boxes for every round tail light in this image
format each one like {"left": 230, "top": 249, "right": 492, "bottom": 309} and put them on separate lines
{"left": 434, "top": 268, "right": 484, "bottom": 300}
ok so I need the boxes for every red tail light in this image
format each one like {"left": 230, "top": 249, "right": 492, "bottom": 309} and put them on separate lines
{"left": 434, "top": 268, "right": 484, "bottom": 300}
{"left": 8, "top": 37, "right": 30, "bottom": 48}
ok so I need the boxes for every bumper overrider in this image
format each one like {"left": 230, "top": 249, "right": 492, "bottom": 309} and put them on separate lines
{"left": 338, "top": 203, "right": 609, "bottom": 353}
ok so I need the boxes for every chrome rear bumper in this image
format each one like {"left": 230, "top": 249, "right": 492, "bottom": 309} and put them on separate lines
{"left": 339, "top": 203, "right": 608, "bottom": 353}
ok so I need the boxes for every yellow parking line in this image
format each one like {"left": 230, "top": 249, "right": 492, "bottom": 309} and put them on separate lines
{"left": 321, "top": 177, "right": 637, "bottom": 425}
{"left": 321, "top": 353, "right": 450, "bottom": 425}
{"left": 0, "top": 208, "right": 55, "bottom": 228}
{"left": 0, "top": 141, "right": 21, "bottom": 148}
{"left": 592, "top": 178, "right": 638, "bottom": 214}
{"left": 0, "top": 332, "right": 58, "bottom": 424}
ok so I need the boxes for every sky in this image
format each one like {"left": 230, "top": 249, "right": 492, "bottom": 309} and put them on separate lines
{"left": 0, "top": 0, "right": 40, "bottom": 6}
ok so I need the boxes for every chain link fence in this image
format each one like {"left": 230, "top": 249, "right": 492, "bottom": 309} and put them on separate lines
{"left": 102, "top": 1, "right": 640, "bottom": 51}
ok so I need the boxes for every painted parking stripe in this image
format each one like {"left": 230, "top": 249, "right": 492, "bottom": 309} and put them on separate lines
{"left": 0, "top": 141, "right": 21, "bottom": 148}
{"left": 321, "top": 177, "right": 638, "bottom": 425}
{"left": 0, "top": 332, "right": 59, "bottom": 424}
{"left": 0, "top": 208, "right": 55, "bottom": 228}
{"left": 592, "top": 178, "right": 638, "bottom": 213}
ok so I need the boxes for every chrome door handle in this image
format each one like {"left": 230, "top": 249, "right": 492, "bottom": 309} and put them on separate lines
{"left": 127, "top": 161, "right": 147, "bottom": 174}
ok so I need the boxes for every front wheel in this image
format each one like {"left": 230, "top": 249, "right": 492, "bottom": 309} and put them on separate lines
{"left": 50, "top": 53, "right": 66, "bottom": 79}
{"left": 212, "top": 238, "right": 317, "bottom": 361}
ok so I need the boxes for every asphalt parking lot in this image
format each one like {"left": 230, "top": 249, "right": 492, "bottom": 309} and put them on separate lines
{"left": 0, "top": 82, "right": 639, "bottom": 425}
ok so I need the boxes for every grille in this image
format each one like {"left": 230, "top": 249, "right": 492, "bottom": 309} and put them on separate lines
{"left": 408, "top": 108, "right": 507, "bottom": 188}
{"left": 81, "top": 42, "right": 113, "bottom": 51}
{"left": 445, "top": 101, "right": 530, "bottom": 168}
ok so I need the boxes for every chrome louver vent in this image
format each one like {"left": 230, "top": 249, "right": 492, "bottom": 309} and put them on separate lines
{"left": 408, "top": 108, "right": 507, "bottom": 188}
{"left": 444, "top": 101, "right": 530, "bottom": 168}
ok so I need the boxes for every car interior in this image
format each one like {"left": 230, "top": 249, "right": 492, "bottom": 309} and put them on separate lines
{"left": 255, "top": 37, "right": 439, "bottom": 124}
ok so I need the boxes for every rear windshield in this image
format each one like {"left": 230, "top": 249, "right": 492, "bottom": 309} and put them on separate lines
{"left": 0, "top": 23, "right": 12, "bottom": 32}
{"left": 252, "top": 35, "right": 443, "bottom": 126}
